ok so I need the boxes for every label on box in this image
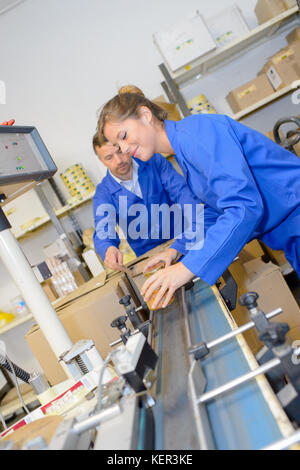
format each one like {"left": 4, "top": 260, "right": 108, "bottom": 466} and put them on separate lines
{"left": 266, "top": 66, "right": 282, "bottom": 90}
{"left": 273, "top": 49, "right": 293, "bottom": 64}
{"left": 238, "top": 84, "right": 256, "bottom": 99}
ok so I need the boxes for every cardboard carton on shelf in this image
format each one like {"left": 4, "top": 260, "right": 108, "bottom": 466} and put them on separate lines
{"left": 255, "top": 0, "right": 286, "bottom": 25}
{"left": 283, "top": 0, "right": 298, "bottom": 10}
{"left": 259, "top": 41, "right": 300, "bottom": 90}
{"left": 286, "top": 26, "right": 300, "bottom": 44}
{"left": 152, "top": 96, "right": 182, "bottom": 121}
{"left": 41, "top": 279, "right": 58, "bottom": 303}
{"left": 226, "top": 74, "right": 274, "bottom": 114}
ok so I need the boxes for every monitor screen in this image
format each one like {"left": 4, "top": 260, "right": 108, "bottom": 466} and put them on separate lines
{"left": 0, "top": 126, "right": 57, "bottom": 203}
{"left": 0, "top": 126, "right": 57, "bottom": 184}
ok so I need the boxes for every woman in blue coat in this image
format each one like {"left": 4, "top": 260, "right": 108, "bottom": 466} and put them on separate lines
{"left": 98, "top": 92, "right": 300, "bottom": 309}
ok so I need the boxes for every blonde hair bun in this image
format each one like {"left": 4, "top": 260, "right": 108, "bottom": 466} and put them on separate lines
{"left": 118, "top": 85, "right": 144, "bottom": 97}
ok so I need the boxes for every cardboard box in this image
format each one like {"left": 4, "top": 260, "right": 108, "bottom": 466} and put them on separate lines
{"left": 42, "top": 279, "right": 58, "bottom": 303}
{"left": 283, "top": 0, "right": 298, "bottom": 9}
{"left": 238, "top": 239, "right": 265, "bottom": 264}
{"left": 25, "top": 273, "right": 127, "bottom": 385}
{"left": 260, "top": 42, "right": 300, "bottom": 90}
{"left": 153, "top": 96, "right": 182, "bottom": 121}
{"left": 153, "top": 12, "right": 216, "bottom": 72}
{"left": 226, "top": 74, "right": 274, "bottom": 113}
{"left": 286, "top": 26, "right": 300, "bottom": 44}
{"left": 206, "top": 4, "right": 250, "bottom": 48}
{"left": 255, "top": 0, "right": 286, "bottom": 25}
{"left": 244, "top": 259, "right": 300, "bottom": 348}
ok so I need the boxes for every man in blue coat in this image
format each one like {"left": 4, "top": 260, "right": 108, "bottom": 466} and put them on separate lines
{"left": 92, "top": 134, "right": 202, "bottom": 270}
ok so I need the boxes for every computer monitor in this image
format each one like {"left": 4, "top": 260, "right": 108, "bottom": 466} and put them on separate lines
{"left": 0, "top": 126, "right": 57, "bottom": 204}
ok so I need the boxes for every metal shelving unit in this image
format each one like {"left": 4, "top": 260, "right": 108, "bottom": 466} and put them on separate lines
{"left": 159, "top": 6, "right": 300, "bottom": 118}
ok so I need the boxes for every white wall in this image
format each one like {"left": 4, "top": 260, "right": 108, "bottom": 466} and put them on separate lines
{"left": 0, "top": 0, "right": 299, "bottom": 371}
{"left": 0, "top": 0, "right": 258, "bottom": 186}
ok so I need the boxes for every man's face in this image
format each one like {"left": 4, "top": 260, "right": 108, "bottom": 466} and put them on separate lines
{"left": 96, "top": 142, "right": 133, "bottom": 179}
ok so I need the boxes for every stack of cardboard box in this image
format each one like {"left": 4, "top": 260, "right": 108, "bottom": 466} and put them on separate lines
{"left": 226, "top": 25, "right": 300, "bottom": 113}
{"left": 255, "top": 0, "right": 297, "bottom": 25}
{"left": 259, "top": 35, "right": 300, "bottom": 91}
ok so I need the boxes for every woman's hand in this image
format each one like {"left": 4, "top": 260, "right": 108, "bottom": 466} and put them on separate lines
{"left": 141, "top": 262, "right": 194, "bottom": 309}
{"left": 143, "top": 248, "right": 180, "bottom": 274}
{"left": 104, "top": 246, "right": 123, "bottom": 271}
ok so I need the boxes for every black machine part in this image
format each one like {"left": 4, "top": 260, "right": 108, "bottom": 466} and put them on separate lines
{"left": 0, "top": 352, "right": 31, "bottom": 383}
{"left": 110, "top": 315, "right": 131, "bottom": 344}
{"left": 119, "top": 295, "right": 142, "bottom": 330}
{"left": 239, "top": 291, "right": 300, "bottom": 425}
{"left": 273, "top": 116, "right": 300, "bottom": 153}
{"left": 219, "top": 269, "right": 238, "bottom": 311}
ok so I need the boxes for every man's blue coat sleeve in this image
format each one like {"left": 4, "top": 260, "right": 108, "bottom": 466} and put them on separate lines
{"left": 153, "top": 154, "right": 204, "bottom": 255}
{"left": 93, "top": 189, "right": 120, "bottom": 261}
{"left": 178, "top": 118, "right": 264, "bottom": 285}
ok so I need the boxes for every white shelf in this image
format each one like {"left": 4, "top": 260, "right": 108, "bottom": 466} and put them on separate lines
{"left": 168, "top": 6, "right": 299, "bottom": 86}
{"left": 9, "top": 191, "right": 95, "bottom": 240}
{"left": 231, "top": 80, "right": 300, "bottom": 120}
{"left": 0, "top": 313, "right": 33, "bottom": 335}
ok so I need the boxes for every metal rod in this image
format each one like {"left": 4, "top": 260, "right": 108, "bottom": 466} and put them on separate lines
{"left": 181, "top": 286, "right": 216, "bottom": 449}
{"left": 109, "top": 328, "right": 140, "bottom": 347}
{"left": 262, "top": 429, "right": 300, "bottom": 450}
{"left": 206, "top": 308, "right": 282, "bottom": 350}
{"left": 197, "top": 357, "right": 281, "bottom": 404}
{"left": 160, "top": 81, "right": 177, "bottom": 104}
{"left": 72, "top": 404, "right": 120, "bottom": 435}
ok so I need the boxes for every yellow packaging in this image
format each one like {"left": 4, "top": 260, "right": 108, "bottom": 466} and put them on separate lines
{"left": 0, "top": 311, "right": 15, "bottom": 328}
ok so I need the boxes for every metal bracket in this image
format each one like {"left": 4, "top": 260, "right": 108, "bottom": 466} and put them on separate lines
{"left": 219, "top": 269, "right": 238, "bottom": 311}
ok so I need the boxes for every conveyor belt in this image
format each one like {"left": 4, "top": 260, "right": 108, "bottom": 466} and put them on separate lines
{"left": 152, "top": 279, "right": 292, "bottom": 450}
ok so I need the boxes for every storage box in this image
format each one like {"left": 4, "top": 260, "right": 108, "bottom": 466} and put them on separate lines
{"left": 226, "top": 74, "right": 274, "bottom": 113}
{"left": 283, "top": 0, "right": 298, "bottom": 9}
{"left": 255, "top": 0, "right": 286, "bottom": 25}
{"left": 153, "top": 12, "right": 216, "bottom": 72}
{"left": 286, "top": 26, "right": 300, "bottom": 44}
{"left": 25, "top": 274, "right": 126, "bottom": 385}
{"left": 153, "top": 96, "right": 182, "bottom": 121}
{"left": 260, "top": 42, "right": 300, "bottom": 90}
{"left": 206, "top": 4, "right": 250, "bottom": 48}
{"left": 237, "top": 239, "right": 265, "bottom": 264}
{"left": 41, "top": 279, "right": 58, "bottom": 303}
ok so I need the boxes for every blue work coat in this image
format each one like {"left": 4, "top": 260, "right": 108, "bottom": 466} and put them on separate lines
{"left": 165, "top": 115, "right": 300, "bottom": 285}
{"left": 93, "top": 154, "right": 201, "bottom": 261}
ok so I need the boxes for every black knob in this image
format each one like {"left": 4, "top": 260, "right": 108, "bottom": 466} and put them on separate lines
{"left": 119, "top": 295, "right": 131, "bottom": 307}
{"left": 259, "top": 323, "right": 290, "bottom": 348}
{"left": 110, "top": 315, "right": 127, "bottom": 330}
{"left": 239, "top": 292, "right": 259, "bottom": 309}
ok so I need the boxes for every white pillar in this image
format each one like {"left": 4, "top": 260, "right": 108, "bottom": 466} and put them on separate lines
{"left": 0, "top": 228, "right": 73, "bottom": 366}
